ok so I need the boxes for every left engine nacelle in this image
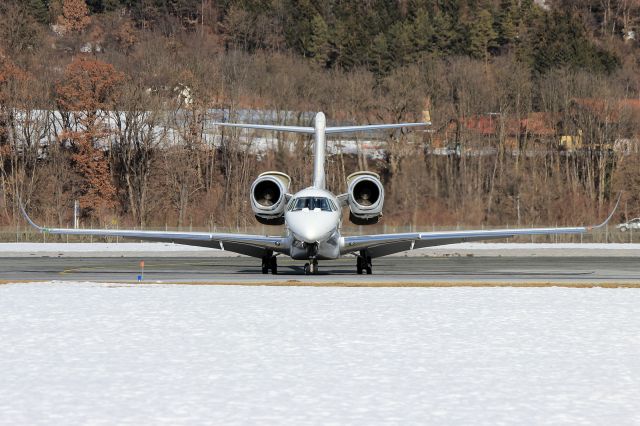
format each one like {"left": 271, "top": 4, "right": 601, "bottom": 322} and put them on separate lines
{"left": 250, "top": 171, "right": 291, "bottom": 225}
{"left": 347, "top": 171, "right": 384, "bottom": 225}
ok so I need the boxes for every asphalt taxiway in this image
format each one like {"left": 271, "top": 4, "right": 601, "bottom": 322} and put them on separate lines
{"left": 1, "top": 256, "right": 639, "bottom": 286}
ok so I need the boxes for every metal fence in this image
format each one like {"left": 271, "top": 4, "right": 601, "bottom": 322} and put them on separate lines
{"left": 1, "top": 224, "right": 637, "bottom": 244}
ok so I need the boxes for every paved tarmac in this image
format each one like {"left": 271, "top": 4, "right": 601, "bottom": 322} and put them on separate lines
{"left": 1, "top": 256, "right": 639, "bottom": 285}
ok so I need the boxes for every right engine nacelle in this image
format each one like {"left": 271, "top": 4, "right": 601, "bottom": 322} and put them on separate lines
{"left": 347, "top": 171, "right": 384, "bottom": 225}
{"left": 250, "top": 171, "right": 291, "bottom": 225}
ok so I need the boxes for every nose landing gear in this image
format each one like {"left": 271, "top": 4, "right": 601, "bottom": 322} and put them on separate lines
{"left": 356, "top": 251, "right": 372, "bottom": 275}
{"left": 304, "top": 259, "right": 319, "bottom": 274}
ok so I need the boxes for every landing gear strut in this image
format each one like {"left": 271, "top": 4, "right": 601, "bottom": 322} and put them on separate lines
{"left": 304, "top": 259, "right": 319, "bottom": 275}
{"left": 262, "top": 254, "right": 278, "bottom": 274}
{"left": 357, "top": 251, "right": 372, "bottom": 275}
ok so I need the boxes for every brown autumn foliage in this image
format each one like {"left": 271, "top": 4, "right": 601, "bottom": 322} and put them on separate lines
{"left": 0, "top": 25, "right": 638, "bottom": 239}
{"left": 67, "top": 131, "right": 118, "bottom": 210}
{"left": 0, "top": 47, "right": 29, "bottom": 172}
{"left": 0, "top": 48, "right": 28, "bottom": 98}
{"left": 55, "top": 57, "right": 124, "bottom": 212}
{"left": 57, "top": 0, "right": 91, "bottom": 34}
{"left": 56, "top": 56, "right": 124, "bottom": 113}
{"left": 114, "top": 18, "right": 137, "bottom": 54}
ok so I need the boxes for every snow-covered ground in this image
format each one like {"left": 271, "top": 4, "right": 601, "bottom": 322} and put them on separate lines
{"left": 1, "top": 242, "right": 640, "bottom": 257}
{"left": 1, "top": 282, "right": 639, "bottom": 425}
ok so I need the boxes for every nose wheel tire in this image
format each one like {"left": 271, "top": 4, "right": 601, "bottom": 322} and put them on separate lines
{"left": 304, "top": 260, "right": 318, "bottom": 275}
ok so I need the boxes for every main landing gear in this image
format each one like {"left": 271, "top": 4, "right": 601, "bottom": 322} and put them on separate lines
{"left": 356, "top": 251, "right": 372, "bottom": 275}
{"left": 261, "top": 254, "right": 278, "bottom": 274}
{"left": 304, "top": 259, "right": 318, "bottom": 275}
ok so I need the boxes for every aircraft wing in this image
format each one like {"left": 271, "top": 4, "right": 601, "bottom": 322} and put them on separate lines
{"left": 20, "top": 205, "right": 286, "bottom": 258}
{"left": 342, "top": 197, "right": 620, "bottom": 258}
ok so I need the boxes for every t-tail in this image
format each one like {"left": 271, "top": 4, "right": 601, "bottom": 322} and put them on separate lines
{"left": 214, "top": 112, "right": 430, "bottom": 189}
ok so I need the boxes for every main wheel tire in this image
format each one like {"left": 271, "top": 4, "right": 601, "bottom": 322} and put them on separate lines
{"left": 304, "top": 263, "right": 310, "bottom": 274}
{"left": 356, "top": 257, "right": 363, "bottom": 274}
{"left": 365, "top": 264, "right": 372, "bottom": 275}
{"left": 270, "top": 256, "right": 278, "bottom": 275}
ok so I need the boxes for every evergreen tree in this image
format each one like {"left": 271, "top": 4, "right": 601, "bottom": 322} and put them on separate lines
{"left": 308, "top": 14, "right": 330, "bottom": 66}
{"left": 85, "top": 0, "right": 123, "bottom": 13}
{"left": 410, "top": 9, "right": 433, "bottom": 55}
{"left": 497, "top": 0, "right": 517, "bottom": 46}
{"left": 467, "top": 9, "right": 497, "bottom": 61}
{"left": 531, "top": 9, "right": 619, "bottom": 74}
{"left": 25, "top": 0, "right": 50, "bottom": 24}
{"left": 430, "top": 9, "right": 456, "bottom": 55}
{"left": 370, "top": 32, "right": 391, "bottom": 75}
{"left": 282, "top": 0, "right": 317, "bottom": 57}
{"left": 388, "top": 21, "right": 413, "bottom": 65}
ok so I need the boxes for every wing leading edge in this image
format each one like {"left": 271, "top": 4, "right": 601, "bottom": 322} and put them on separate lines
{"left": 19, "top": 204, "right": 287, "bottom": 258}
{"left": 342, "top": 196, "right": 621, "bottom": 258}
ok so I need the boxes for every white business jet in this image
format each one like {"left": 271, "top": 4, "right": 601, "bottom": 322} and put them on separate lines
{"left": 21, "top": 112, "right": 619, "bottom": 274}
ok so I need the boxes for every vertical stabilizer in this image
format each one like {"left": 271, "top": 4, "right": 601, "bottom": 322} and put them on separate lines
{"left": 213, "top": 111, "right": 430, "bottom": 190}
{"left": 313, "top": 112, "right": 326, "bottom": 189}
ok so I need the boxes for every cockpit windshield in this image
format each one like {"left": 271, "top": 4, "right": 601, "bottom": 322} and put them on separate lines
{"left": 290, "top": 197, "right": 335, "bottom": 212}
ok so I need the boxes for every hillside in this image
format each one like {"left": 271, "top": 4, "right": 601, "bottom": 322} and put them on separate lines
{"left": 1, "top": 0, "right": 639, "bottom": 231}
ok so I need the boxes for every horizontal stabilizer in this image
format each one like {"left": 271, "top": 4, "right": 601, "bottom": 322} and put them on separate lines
{"left": 325, "top": 122, "right": 430, "bottom": 134}
{"left": 213, "top": 122, "right": 315, "bottom": 134}
{"left": 212, "top": 121, "right": 431, "bottom": 135}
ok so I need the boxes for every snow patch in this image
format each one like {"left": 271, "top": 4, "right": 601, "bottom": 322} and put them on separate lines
{"left": 0, "top": 282, "right": 639, "bottom": 424}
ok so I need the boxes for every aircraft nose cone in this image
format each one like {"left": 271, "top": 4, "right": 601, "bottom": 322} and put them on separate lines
{"left": 296, "top": 227, "right": 327, "bottom": 243}
{"left": 288, "top": 213, "right": 334, "bottom": 243}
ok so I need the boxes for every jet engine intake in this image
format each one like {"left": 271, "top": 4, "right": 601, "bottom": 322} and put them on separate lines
{"left": 347, "top": 171, "right": 384, "bottom": 225}
{"left": 251, "top": 171, "right": 291, "bottom": 225}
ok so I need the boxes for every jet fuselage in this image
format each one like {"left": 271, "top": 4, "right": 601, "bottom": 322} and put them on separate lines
{"left": 284, "top": 187, "right": 342, "bottom": 260}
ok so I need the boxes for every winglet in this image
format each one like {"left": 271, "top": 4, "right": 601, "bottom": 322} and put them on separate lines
{"left": 589, "top": 193, "right": 622, "bottom": 230}
{"left": 17, "top": 197, "right": 45, "bottom": 232}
